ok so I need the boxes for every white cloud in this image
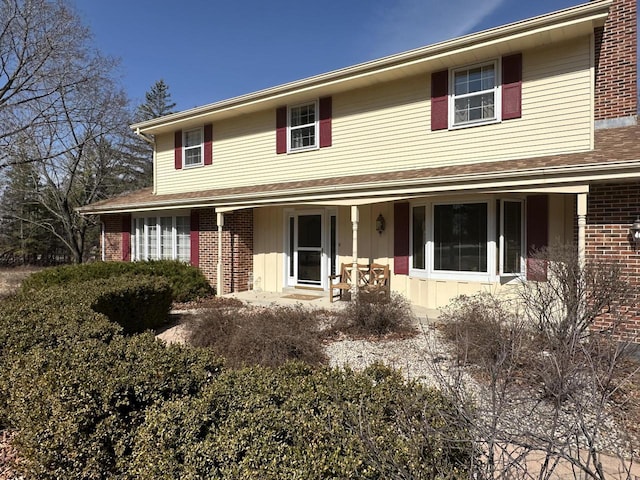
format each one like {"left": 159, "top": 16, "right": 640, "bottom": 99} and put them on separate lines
{"left": 366, "top": 0, "right": 507, "bottom": 58}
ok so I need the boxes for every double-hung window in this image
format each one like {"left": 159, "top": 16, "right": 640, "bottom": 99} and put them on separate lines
{"left": 289, "top": 101, "right": 317, "bottom": 151}
{"left": 451, "top": 61, "right": 498, "bottom": 127}
{"left": 183, "top": 128, "right": 203, "bottom": 167}
{"left": 133, "top": 215, "right": 190, "bottom": 262}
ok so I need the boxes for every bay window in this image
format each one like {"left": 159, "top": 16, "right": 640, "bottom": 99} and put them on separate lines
{"left": 410, "top": 198, "right": 523, "bottom": 279}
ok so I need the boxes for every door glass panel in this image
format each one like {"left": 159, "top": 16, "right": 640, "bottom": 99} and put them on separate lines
{"left": 297, "top": 251, "right": 321, "bottom": 283}
{"left": 298, "top": 215, "right": 322, "bottom": 248}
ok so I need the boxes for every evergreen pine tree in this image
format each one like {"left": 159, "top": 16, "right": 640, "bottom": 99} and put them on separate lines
{"left": 135, "top": 79, "right": 177, "bottom": 121}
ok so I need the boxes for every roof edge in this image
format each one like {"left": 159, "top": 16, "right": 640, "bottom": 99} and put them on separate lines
{"left": 131, "top": 0, "right": 611, "bottom": 134}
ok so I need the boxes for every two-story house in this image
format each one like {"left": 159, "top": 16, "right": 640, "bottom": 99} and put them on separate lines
{"left": 81, "top": 0, "right": 639, "bottom": 339}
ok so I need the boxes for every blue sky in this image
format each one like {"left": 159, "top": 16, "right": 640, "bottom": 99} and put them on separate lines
{"left": 71, "top": 0, "right": 588, "bottom": 112}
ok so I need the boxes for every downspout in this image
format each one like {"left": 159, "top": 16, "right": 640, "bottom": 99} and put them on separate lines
{"left": 101, "top": 221, "right": 105, "bottom": 261}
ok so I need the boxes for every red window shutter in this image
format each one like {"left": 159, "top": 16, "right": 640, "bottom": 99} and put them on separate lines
{"left": 190, "top": 210, "right": 200, "bottom": 267}
{"left": 203, "top": 124, "right": 213, "bottom": 166}
{"left": 394, "top": 202, "right": 410, "bottom": 275}
{"left": 276, "top": 106, "right": 287, "bottom": 154}
{"left": 502, "top": 53, "right": 522, "bottom": 120}
{"left": 174, "top": 130, "right": 183, "bottom": 169}
{"left": 122, "top": 214, "right": 131, "bottom": 262}
{"left": 319, "top": 96, "right": 332, "bottom": 148}
{"left": 526, "top": 195, "right": 548, "bottom": 281}
{"left": 431, "top": 70, "right": 448, "bottom": 131}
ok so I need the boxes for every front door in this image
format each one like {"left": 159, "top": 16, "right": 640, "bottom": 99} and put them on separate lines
{"left": 296, "top": 213, "right": 323, "bottom": 286}
{"left": 286, "top": 210, "right": 337, "bottom": 289}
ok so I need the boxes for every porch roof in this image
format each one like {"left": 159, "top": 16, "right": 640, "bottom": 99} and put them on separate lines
{"left": 80, "top": 124, "right": 640, "bottom": 215}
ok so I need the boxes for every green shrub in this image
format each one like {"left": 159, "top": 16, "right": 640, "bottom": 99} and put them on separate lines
{"left": 5, "top": 334, "right": 223, "bottom": 479}
{"left": 186, "top": 303, "right": 327, "bottom": 368}
{"left": 0, "top": 276, "right": 172, "bottom": 426}
{"left": 20, "top": 260, "right": 212, "bottom": 302}
{"left": 332, "top": 291, "right": 416, "bottom": 336}
{"left": 130, "top": 362, "right": 472, "bottom": 479}
{"left": 89, "top": 276, "right": 173, "bottom": 333}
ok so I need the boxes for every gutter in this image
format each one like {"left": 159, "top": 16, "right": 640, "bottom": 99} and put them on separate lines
{"left": 130, "top": 0, "right": 610, "bottom": 134}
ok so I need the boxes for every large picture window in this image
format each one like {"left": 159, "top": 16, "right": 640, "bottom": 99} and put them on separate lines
{"left": 434, "top": 203, "right": 487, "bottom": 272}
{"left": 133, "top": 215, "right": 190, "bottom": 262}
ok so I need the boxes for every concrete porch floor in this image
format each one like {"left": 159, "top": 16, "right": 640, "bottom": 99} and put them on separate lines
{"left": 225, "top": 288, "right": 441, "bottom": 324}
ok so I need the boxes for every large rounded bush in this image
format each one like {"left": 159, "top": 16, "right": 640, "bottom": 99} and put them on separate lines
{"left": 20, "top": 260, "right": 212, "bottom": 302}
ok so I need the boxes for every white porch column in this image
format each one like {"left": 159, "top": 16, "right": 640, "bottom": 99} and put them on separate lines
{"left": 216, "top": 212, "right": 224, "bottom": 296}
{"left": 577, "top": 193, "right": 587, "bottom": 269}
{"left": 351, "top": 206, "right": 359, "bottom": 294}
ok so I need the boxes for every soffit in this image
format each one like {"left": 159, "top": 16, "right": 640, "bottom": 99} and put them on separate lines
{"left": 133, "top": 1, "right": 610, "bottom": 136}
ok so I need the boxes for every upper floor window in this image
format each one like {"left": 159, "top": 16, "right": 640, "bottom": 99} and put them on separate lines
{"left": 289, "top": 101, "right": 318, "bottom": 152}
{"left": 183, "top": 128, "right": 203, "bottom": 167}
{"left": 276, "top": 97, "right": 331, "bottom": 154}
{"left": 431, "top": 54, "right": 521, "bottom": 132}
{"left": 451, "top": 61, "right": 498, "bottom": 127}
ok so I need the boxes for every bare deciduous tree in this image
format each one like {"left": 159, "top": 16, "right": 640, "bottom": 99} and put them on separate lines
{"left": 0, "top": 0, "right": 113, "bottom": 169}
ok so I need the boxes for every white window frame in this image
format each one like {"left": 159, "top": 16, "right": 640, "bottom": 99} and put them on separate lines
{"left": 183, "top": 127, "right": 204, "bottom": 168}
{"left": 409, "top": 196, "right": 526, "bottom": 282}
{"left": 449, "top": 60, "right": 501, "bottom": 129}
{"left": 132, "top": 215, "right": 190, "bottom": 262}
{"left": 288, "top": 100, "right": 318, "bottom": 153}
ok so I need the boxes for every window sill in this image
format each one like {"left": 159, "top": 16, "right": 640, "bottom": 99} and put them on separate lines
{"left": 287, "top": 145, "right": 319, "bottom": 154}
{"left": 449, "top": 118, "right": 500, "bottom": 130}
{"left": 183, "top": 163, "right": 204, "bottom": 169}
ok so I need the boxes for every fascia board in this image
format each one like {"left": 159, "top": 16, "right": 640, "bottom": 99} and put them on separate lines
{"left": 131, "top": 1, "right": 611, "bottom": 135}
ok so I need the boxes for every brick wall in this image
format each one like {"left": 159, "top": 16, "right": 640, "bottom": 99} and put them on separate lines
{"left": 593, "top": 0, "right": 638, "bottom": 121}
{"left": 586, "top": 182, "right": 640, "bottom": 341}
{"left": 102, "top": 214, "right": 125, "bottom": 261}
{"left": 196, "top": 208, "right": 254, "bottom": 295}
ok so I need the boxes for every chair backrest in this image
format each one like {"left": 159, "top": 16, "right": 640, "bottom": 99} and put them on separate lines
{"left": 369, "top": 263, "right": 390, "bottom": 286}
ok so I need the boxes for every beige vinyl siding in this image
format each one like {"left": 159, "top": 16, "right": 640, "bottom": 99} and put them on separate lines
{"left": 156, "top": 37, "right": 592, "bottom": 195}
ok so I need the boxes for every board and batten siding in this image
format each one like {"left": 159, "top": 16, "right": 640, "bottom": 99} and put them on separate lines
{"left": 155, "top": 37, "right": 592, "bottom": 195}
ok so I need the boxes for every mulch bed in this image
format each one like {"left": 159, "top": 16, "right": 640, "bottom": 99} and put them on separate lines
{"left": 0, "top": 430, "right": 18, "bottom": 480}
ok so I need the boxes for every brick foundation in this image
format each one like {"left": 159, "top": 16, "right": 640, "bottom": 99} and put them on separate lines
{"left": 197, "top": 208, "right": 254, "bottom": 295}
{"left": 586, "top": 182, "right": 640, "bottom": 341}
{"left": 593, "top": 0, "right": 637, "bottom": 121}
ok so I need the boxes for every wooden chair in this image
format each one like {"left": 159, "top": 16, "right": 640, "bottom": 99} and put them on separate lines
{"left": 365, "top": 263, "right": 390, "bottom": 298}
{"left": 328, "top": 263, "right": 368, "bottom": 303}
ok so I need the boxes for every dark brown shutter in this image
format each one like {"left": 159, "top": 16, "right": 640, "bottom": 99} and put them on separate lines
{"left": 431, "top": 70, "right": 448, "bottom": 131}
{"left": 502, "top": 53, "right": 522, "bottom": 120}
{"left": 203, "top": 124, "right": 213, "bottom": 166}
{"left": 190, "top": 210, "right": 199, "bottom": 267}
{"left": 526, "top": 195, "right": 548, "bottom": 281}
{"left": 394, "top": 202, "right": 410, "bottom": 275}
{"left": 122, "top": 214, "right": 131, "bottom": 262}
{"left": 319, "top": 96, "right": 332, "bottom": 148}
{"left": 174, "top": 130, "right": 183, "bottom": 169}
{"left": 276, "top": 106, "right": 287, "bottom": 154}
